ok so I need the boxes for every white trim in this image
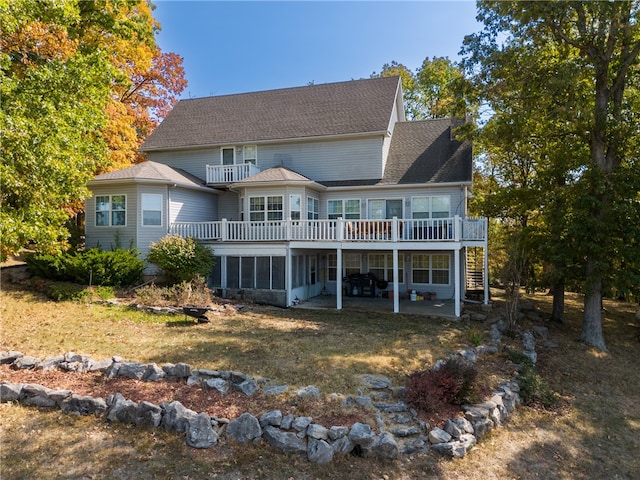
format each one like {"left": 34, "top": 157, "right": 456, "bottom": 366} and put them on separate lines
{"left": 221, "top": 146, "right": 236, "bottom": 165}
{"left": 94, "top": 193, "right": 127, "bottom": 228}
{"left": 141, "top": 193, "right": 164, "bottom": 227}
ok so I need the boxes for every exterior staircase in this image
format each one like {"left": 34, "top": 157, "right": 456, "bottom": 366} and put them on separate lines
{"left": 465, "top": 247, "right": 486, "bottom": 301}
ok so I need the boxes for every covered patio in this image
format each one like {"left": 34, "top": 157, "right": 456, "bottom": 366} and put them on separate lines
{"left": 292, "top": 294, "right": 456, "bottom": 318}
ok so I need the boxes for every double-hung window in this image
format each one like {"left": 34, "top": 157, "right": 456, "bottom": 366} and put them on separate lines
{"left": 368, "top": 253, "right": 404, "bottom": 282}
{"left": 412, "top": 254, "right": 450, "bottom": 285}
{"left": 95, "top": 195, "right": 126, "bottom": 227}
{"left": 249, "top": 196, "right": 283, "bottom": 221}
{"left": 412, "top": 196, "right": 450, "bottom": 219}
{"left": 243, "top": 145, "right": 257, "bottom": 165}
{"left": 327, "top": 199, "right": 360, "bottom": 220}
{"left": 307, "top": 197, "right": 319, "bottom": 220}
{"left": 327, "top": 252, "right": 361, "bottom": 281}
{"left": 142, "top": 194, "right": 163, "bottom": 226}
{"left": 368, "top": 199, "right": 403, "bottom": 219}
{"left": 290, "top": 195, "right": 301, "bottom": 220}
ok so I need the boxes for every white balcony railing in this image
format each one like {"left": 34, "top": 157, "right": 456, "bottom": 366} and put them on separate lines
{"left": 169, "top": 217, "right": 487, "bottom": 244}
{"left": 206, "top": 164, "right": 261, "bottom": 184}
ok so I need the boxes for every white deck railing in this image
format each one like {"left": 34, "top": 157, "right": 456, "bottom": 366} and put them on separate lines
{"left": 206, "top": 164, "right": 261, "bottom": 184}
{"left": 169, "top": 217, "right": 487, "bottom": 243}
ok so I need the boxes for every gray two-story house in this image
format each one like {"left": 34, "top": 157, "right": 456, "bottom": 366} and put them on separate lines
{"left": 86, "top": 76, "right": 488, "bottom": 316}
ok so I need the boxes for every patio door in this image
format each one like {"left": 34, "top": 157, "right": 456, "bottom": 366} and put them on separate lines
{"left": 369, "top": 199, "right": 403, "bottom": 219}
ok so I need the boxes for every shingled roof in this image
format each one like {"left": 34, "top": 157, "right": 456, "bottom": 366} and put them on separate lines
{"left": 380, "top": 119, "right": 472, "bottom": 185}
{"left": 89, "top": 161, "right": 209, "bottom": 191}
{"left": 141, "top": 76, "right": 401, "bottom": 151}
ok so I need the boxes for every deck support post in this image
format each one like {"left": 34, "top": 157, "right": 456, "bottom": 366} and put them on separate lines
{"left": 454, "top": 246, "right": 461, "bottom": 317}
{"left": 336, "top": 247, "right": 343, "bottom": 310}
{"left": 392, "top": 248, "right": 399, "bottom": 314}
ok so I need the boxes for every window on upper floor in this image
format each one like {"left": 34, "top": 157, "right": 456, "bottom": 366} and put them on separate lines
{"left": 412, "top": 196, "right": 450, "bottom": 219}
{"left": 222, "top": 147, "right": 235, "bottom": 165}
{"left": 290, "top": 194, "right": 301, "bottom": 220}
{"left": 368, "top": 199, "right": 403, "bottom": 219}
{"left": 307, "top": 197, "right": 319, "bottom": 220}
{"left": 141, "top": 193, "right": 163, "bottom": 226}
{"left": 327, "top": 199, "right": 361, "bottom": 220}
{"left": 250, "top": 195, "right": 283, "bottom": 222}
{"left": 95, "top": 194, "right": 126, "bottom": 227}
{"left": 243, "top": 145, "right": 257, "bottom": 165}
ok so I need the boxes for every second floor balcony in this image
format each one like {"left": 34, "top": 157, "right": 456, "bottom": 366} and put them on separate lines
{"left": 206, "top": 163, "right": 261, "bottom": 184}
{"left": 169, "top": 216, "right": 487, "bottom": 245}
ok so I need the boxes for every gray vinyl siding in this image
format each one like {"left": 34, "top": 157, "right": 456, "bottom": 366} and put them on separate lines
{"left": 85, "top": 185, "right": 138, "bottom": 250}
{"left": 148, "top": 137, "right": 384, "bottom": 184}
{"left": 169, "top": 187, "right": 218, "bottom": 223}
{"left": 257, "top": 137, "right": 383, "bottom": 182}
{"left": 218, "top": 191, "right": 240, "bottom": 220}
{"left": 147, "top": 148, "right": 215, "bottom": 180}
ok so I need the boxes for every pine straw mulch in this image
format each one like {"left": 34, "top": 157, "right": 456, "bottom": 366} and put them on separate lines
{"left": 0, "top": 364, "right": 370, "bottom": 428}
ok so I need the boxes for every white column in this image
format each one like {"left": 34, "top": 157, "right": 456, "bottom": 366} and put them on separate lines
{"left": 393, "top": 248, "right": 399, "bottom": 314}
{"left": 286, "top": 247, "right": 292, "bottom": 307}
{"left": 484, "top": 245, "right": 490, "bottom": 305}
{"left": 454, "top": 247, "right": 461, "bottom": 317}
{"left": 336, "top": 248, "right": 343, "bottom": 310}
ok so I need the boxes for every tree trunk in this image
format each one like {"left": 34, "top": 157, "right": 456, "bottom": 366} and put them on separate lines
{"left": 580, "top": 259, "right": 607, "bottom": 351}
{"left": 550, "top": 277, "right": 565, "bottom": 323}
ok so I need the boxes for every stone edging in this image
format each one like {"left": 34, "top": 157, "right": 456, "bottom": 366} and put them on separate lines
{"left": 0, "top": 323, "right": 539, "bottom": 462}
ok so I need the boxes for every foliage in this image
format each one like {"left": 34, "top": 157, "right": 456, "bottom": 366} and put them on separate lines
{"left": 504, "top": 348, "right": 557, "bottom": 409}
{"left": 0, "top": 0, "right": 186, "bottom": 261}
{"left": 25, "top": 248, "right": 144, "bottom": 287}
{"left": 462, "top": 0, "right": 640, "bottom": 350}
{"left": 146, "top": 235, "right": 215, "bottom": 285}
{"left": 372, "top": 56, "right": 476, "bottom": 120}
{"left": 406, "top": 358, "right": 481, "bottom": 412}
{"left": 135, "top": 276, "right": 213, "bottom": 307}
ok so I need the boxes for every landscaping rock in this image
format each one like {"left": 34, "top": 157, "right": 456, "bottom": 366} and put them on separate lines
{"left": 142, "top": 363, "right": 166, "bottom": 382}
{"left": 372, "top": 432, "right": 399, "bottom": 459}
{"left": 307, "top": 423, "right": 329, "bottom": 440}
{"left": 13, "top": 355, "right": 40, "bottom": 370}
{"left": 37, "top": 355, "right": 65, "bottom": 371}
{"left": 280, "top": 414, "right": 294, "bottom": 430}
{"left": 204, "top": 378, "right": 229, "bottom": 394}
{"left": 0, "top": 351, "right": 23, "bottom": 364}
{"left": 401, "top": 437, "right": 428, "bottom": 455}
{"left": 160, "top": 400, "right": 197, "bottom": 433}
{"left": 186, "top": 412, "right": 219, "bottom": 448}
{"left": 162, "top": 362, "right": 191, "bottom": 378}
{"left": 296, "top": 385, "right": 320, "bottom": 398}
{"left": 226, "top": 413, "right": 262, "bottom": 443}
{"left": 259, "top": 410, "right": 282, "bottom": 428}
{"left": 136, "top": 401, "right": 163, "bottom": 427}
{"left": 86, "top": 358, "right": 112, "bottom": 372}
{"left": 117, "top": 361, "right": 148, "bottom": 380}
{"left": 428, "top": 427, "right": 452, "bottom": 444}
{"left": 348, "top": 422, "right": 375, "bottom": 448}
{"left": 21, "top": 383, "right": 70, "bottom": 407}
{"left": 307, "top": 438, "right": 334, "bottom": 464}
{"left": 61, "top": 394, "right": 107, "bottom": 415}
{"left": 361, "top": 374, "right": 392, "bottom": 389}
{"left": 263, "top": 384, "right": 288, "bottom": 395}
{"left": 233, "top": 378, "right": 258, "bottom": 396}
{"left": 0, "top": 382, "right": 23, "bottom": 402}
{"left": 263, "top": 425, "right": 307, "bottom": 453}
{"left": 106, "top": 393, "right": 139, "bottom": 424}
{"left": 328, "top": 426, "right": 349, "bottom": 441}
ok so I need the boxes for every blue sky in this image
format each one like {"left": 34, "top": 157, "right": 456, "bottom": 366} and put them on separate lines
{"left": 153, "top": 1, "right": 482, "bottom": 99}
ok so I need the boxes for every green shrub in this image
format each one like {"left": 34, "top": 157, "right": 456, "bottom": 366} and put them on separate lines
{"left": 503, "top": 348, "right": 558, "bottom": 409}
{"left": 406, "top": 357, "right": 481, "bottom": 413}
{"left": 135, "top": 277, "right": 213, "bottom": 307}
{"left": 25, "top": 248, "right": 144, "bottom": 287}
{"left": 146, "top": 235, "right": 215, "bottom": 285}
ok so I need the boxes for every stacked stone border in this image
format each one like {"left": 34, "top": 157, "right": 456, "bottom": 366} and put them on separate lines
{"left": 1, "top": 321, "right": 543, "bottom": 463}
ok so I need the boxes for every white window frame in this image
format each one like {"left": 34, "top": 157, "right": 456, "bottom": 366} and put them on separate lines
{"left": 290, "top": 194, "right": 301, "bottom": 221}
{"left": 95, "top": 194, "right": 126, "bottom": 227}
{"left": 307, "top": 196, "right": 319, "bottom": 220}
{"left": 412, "top": 195, "right": 451, "bottom": 219}
{"left": 249, "top": 195, "right": 283, "bottom": 222}
{"left": 368, "top": 253, "right": 404, "bottom": 282}
{"left": 221, "top": 147, "right": 236, "bottom": 165}
{"left": 243, "top": 145, "right": 257, "bottom": 165}
{"left": 367, "top": 198, "right": 404, "bottom": 219}
{"left": 327, "top": 199, "right": 361, "bottom": 220}
{"left": 327, "top": 252, "right": 361, "bottom": 281}
{"left": 141, "top": 193, "right": 163, "bottom": 227}
{"left": 411, "top": 254, "right": 451, "bottom": 285}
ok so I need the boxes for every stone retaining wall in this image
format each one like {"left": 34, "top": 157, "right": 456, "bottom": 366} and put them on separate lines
{"left": 1, "top": 321, "right": 540, "bottom": 462}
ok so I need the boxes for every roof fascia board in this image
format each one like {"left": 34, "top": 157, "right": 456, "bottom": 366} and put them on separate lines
{"left": 229, "top": 180, "right": 327, "bottom": 192}
{"left": 141, "top": 130, "right": 390, "bottom": 153}
{"left": 326, "top": 180, "right": 473, "bottom": 192}
{"left": 89, "top": 178, "right": 220, "bottom": 194}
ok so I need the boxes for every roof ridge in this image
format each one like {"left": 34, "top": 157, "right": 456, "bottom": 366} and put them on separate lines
{"left": 177, "top": 76, "right": 400, "bottom": 102}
